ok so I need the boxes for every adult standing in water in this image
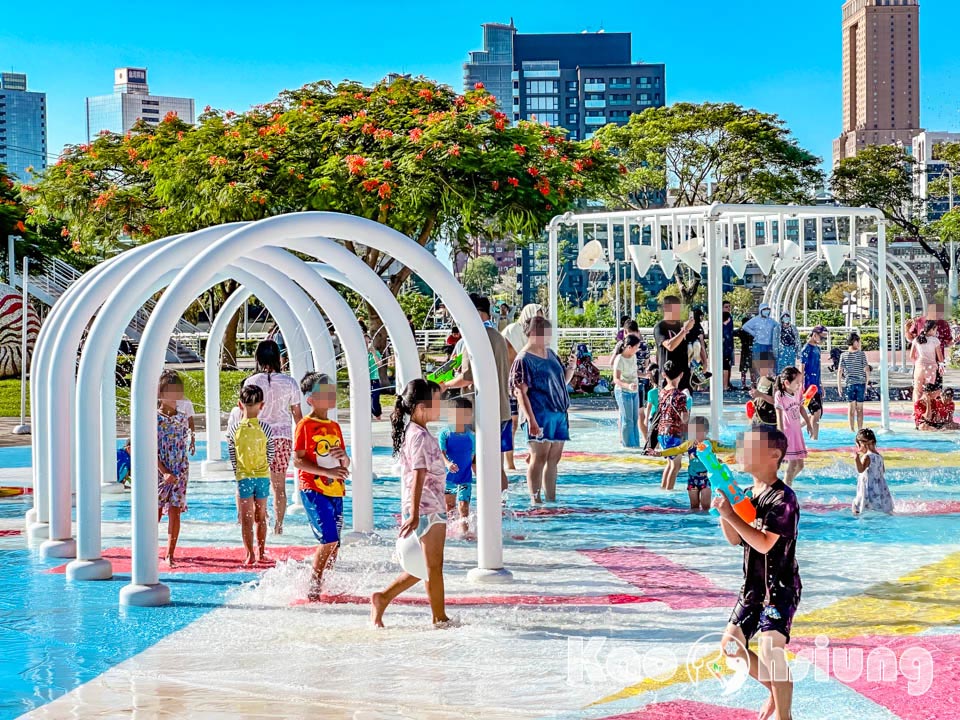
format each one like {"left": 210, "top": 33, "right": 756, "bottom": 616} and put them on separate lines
{"left": 722, "top": 301, "right": 736, "bottom": 391}
{"left": 799, "top": 326, "right": 827, "bottom": 440}
{"left": 741, "top": 303, "right": 778, "bottom": 362}
{"left": 502, "top": 303, "right": 544, "bottom": 470}
{"left": 510, "top": 316, "right": 575, "bottom": 504}
{"left": 244, "top": 340, "right": 303, "bottom": 535}
{"left": 653, "top": 296, "right": 693, "bottom": 392}
{"left": 774, "top": 312, "right": 799, "bottom": 374}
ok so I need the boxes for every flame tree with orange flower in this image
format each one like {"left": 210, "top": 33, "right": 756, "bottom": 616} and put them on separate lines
{"left": 22, "top": 76, "right": 620, "bottom": 358}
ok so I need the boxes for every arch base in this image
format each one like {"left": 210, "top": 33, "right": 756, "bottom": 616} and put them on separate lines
{"left": 467, "top": 567, "right": 514, "bottom": 585}
{"left": 66, "top": 558, "right": 113, "bottom": 581}
{"left": 40, "top": 537, "right": 77, "bottom": 559}
{"left": 120, "top": 582, "right": 171, "bottom": 607}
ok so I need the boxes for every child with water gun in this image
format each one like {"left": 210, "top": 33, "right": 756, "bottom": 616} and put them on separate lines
{"left": 655, "top": 416, "right": 719, "bottom": 511}
{"left": 714, "top": 425, "right": 801, "bottom": 720}
{"left": 774, "top": 367, "right": 814, "bottom": 486}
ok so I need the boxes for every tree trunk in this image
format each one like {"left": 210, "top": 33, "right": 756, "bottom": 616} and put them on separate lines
{"left": 675, "top": 266, "right": 702, "bottom": 305}
{"left": 221, "top": 307, "right": 242, "bottom": 371}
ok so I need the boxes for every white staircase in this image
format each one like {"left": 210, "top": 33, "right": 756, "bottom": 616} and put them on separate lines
{"left": 8, "top": 246, "right": 203, "bottom": 364}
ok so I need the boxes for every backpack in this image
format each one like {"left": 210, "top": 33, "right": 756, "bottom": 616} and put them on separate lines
{"left": 234, "top": 420, "right": 268, "bottom": 476}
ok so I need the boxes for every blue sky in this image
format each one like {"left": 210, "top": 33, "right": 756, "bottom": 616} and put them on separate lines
{"left": 3, "top": 0, "right": 959, "bottom": 170}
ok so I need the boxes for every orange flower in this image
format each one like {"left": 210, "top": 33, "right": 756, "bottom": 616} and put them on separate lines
{"left": 374, "top": 128, "right": 393, "bottom": 140}
{"left": 573, "top": 160, "right": 584, "bottom": 172}
{"left": 507, "top": 177, "right": 519, "bottom": 187}
{"left": 491, "top": 180, "right": 500, "bottom": 190}
{"left": 61, "top": 226, "right": 70, "bottom": 237}
{"left": 15, "top": 220, "right": 26, "bottom": 233}
{"left": 361, "top": 179, "right": 379, "bottom": 192}
{"left": 229, "top": 181, "right": 237, "bottom": 187}
{"left": 448, "top": 145, "right": 461, "bottom": 157}
{"left": 527, "top": 167, "right": 539, "bottom": 177}
{"left": 163, "top": 110, "right": 179, "bottom": 122}
{"left": 592, "top": 138, "right": 601, "bottom": 150}
{"left": 378, "top": 182, "right": 391, "bottom": 199}
{"left": 362, "top": 122, "right": 376, "bottom": 135}
{"left": 619, "top": 164, "right": 628, "bottom": 174}
{"left": 382, "top": 160, "right": 393, "bottom": 169}
{"left": 177, "top": 131, "right": 184, "bottom": 141}
{"left": 418, "top": 89, "right": 434, "bottom": 101}
{"left": 513, "top": 144, "right": 527, "bottom": 156}
{"left": 345, "top": 155, "right": 367, "bottom": 174}
{"left": 409, "top": 128, "right": 423, "bottom": 143}
{"left": 474, "top": 82, "right": 485, "bottom": 90}
{"left": 71, "top": 239, "right": 81, "bottom": 253}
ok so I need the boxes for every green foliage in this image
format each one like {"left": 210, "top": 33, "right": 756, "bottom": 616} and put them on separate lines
{"left": 397, "top": 290, "right": 433, "bottom": 329}
{"left": 557, "top": 297, "right": 615, "bottom": 328}
{"left": 0, "top": 165, "right": 69, "bottom": 271}
{"left": 723, "top": 286, "right": 755, "bottom": 317}
{"left": 600, "top": 278, "right": 648, "bottom": 318}
{"left": 596, "top": 102, "right": 824, "bottom": 209}
{"left": 820, "top": 281, "right": 859, "bottom": 310}
{"left": 461, "top": 256, "right": 499, "bottom": 294}
{"left": 658, "top": 282, "right": 706, "bottom": 309}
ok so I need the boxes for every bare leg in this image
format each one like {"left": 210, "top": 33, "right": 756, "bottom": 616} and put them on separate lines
{"left": 309, "top": 541, "right": 339, "bottom": 599}
{"left": 271, "top": 469, "right": 287, "bottom": 535}
{"left": 506, "top": 416, "right": 518, "bottom": 470}
{"left": 371, "top": 573, "right": 419, "bottom": 627}
{"left": 721, "top": 624, "right": 775, "bottom": 719}
{"left": 856, "top": 402, "right": 864, "bottom": 431}
{"left": 758, "top": 631, "right": 793, "bottom": 720}
{"left": 687, "top": 488, "right": 699, "bottom": 510}
{"left": 254, "top": 498, "right": 268, "bottom": 560}
{"left": 458, "top": 500, "right": 470, "bottom": 535}
{"left": 811, "top": 411, "right": 821, "bottom": 441}
{"left": 419, "top": 523, "right": 449, "bottom": 624}
{"left": 527, "top": 442, "right": 548, "bottom": 503}
{"left": 543, "top": 441, "right": 564, "bottom": 502}
{"left": 238, "top": 496, "right": 256, "bottom": 565}
{"left": 784, "top": 460, "right": 803, "bottom": 485}
{"left": 165, "top": 506, "right": 181, "bottom": 566}
{"left": 699, "top": 487, "right": 712, "bottom": 511}
{"left": 848, "top": 402, "right": 856, "bottom": 432}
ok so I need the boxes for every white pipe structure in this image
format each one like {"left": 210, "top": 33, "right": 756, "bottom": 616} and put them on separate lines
{"left": 66, "top": 256, "right": 322, "bottom": 579}
{"left": 546, "top": 204, "right": 890, "bottom": 432}
{"left": 121, "top": 212, "right": 507, "bottom": 606}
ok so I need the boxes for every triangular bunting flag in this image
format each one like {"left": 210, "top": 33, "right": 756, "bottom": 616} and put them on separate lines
{"left": 727, "top": 249, "right": 748, "bottom": 279}
{"left": 659, "top": 249, "right": 679, "bottom": 277}
{"left": 676, "top": 245, "right": 704, "bottom": 272}
{"left": 822, "top": 244, "right": 848, "bottom": 276}
{"left": 628, "top": 245, "right": 654, "bottom": 277}
{"left": 774, "top": 241, "right": 802, "bottom": 271}
{"left": 749, "top": 245, "right": 778, "bottom": 276}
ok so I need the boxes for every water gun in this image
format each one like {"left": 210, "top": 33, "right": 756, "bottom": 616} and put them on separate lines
{"left": 745, "top": 401, "right": 756, "bottom": 420}
{"left": 427, "top": 354, "right": 462, "bottom": 384}
{"left": 802, "top": 385, "right": 819, "bottom": 408}
{"left": 696, "top": 442, "right": 757, "bottom": 524}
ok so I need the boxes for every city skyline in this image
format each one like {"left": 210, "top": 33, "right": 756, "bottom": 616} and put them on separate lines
{"left": 3, "top": 0, "right": 960, "bottom": 173}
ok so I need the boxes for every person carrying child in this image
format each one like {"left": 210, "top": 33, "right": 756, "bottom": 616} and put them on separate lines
{"left": 438, "top": 397, "right": 476, "bottom": 536}
{"left": 774, "top": 367, "right": 813, "bottom": 485}
{"left": 157, "top": 370, "right": 190, "bottom": 567}
{"left": 226, "top": 385, "right": 276, "bottom": 565}
{"left": 655, "top": 416, "right": 718, "bottom": 511}
{"left": 714, "top": 425, "right": 800, "bottom": 720}
{"left": 371, "top": 379, "right": 450, "bottom": 628}
{"left": 293, "top": 372, "right": 350, "bottom": 600}
{"left": 655, "top": 361, "right": 691, "bottom": 490}
{"left": 852, "top": 428, "right": 893, "bottom": 514}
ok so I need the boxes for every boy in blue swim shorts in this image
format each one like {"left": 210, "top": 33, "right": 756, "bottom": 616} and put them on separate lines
{"left": 293, "top": 372, "right": 350, "bottom": 600}
{"left": 438, "top": 397, "right": 476, "bottom": 535}
{"left": 655, "top": 416, "right": 718, "bottom": 511}
{"left": 715, "top": 425, "right": 801, "bottom": 720}
{"left": 226, "top": 385, "right": 276, "bottom": 565}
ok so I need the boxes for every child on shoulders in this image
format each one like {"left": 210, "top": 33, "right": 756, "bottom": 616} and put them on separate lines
{"left": 852, "top": 429, "right": 893, "bottom": 514}
{"left": 293, "top": 372, "right": 349, "bottom": 600}
{"left": 226, "top": 384, "right": 275, "bottom": 565}
{"left": 438, "top": 397, "right": 476, "bottom": 536}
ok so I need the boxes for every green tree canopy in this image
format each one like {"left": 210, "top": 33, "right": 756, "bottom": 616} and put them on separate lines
{"left": 0, "top": 166, "right": 67, "bottom": 273}
{"left": 461, "top": 256, "right": 499, "bottom": 295}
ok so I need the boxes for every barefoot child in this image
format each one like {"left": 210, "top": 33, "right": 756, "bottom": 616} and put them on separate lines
{"left": 226, "top": 385, "right": 276, "bottom": 565}
{"left": 656, "top": 416, "right": 718, "bottom": 511}
{"left": 715, "top": 425, "right": 800, "bottom": 720}
{"left": 438, "top": 396, "right": 476, "bottom": 535}
{"left": 774, "top": 367, "right": 813, "bottom": 485}
{"left": 656, "top": 361, "right": 690, "bottom": 490}
{"left": 852, "top": 428, "right": 893, "bottom": 514}
{"left": 838, "top": 333, "right": 870, "bottom": 432}
{"left": 372, "top": 379, "right": 450, "bottom": 628}
{"left": 157, "top": 370, "right": 190, "bottom": 567}
{"left": 293, "top": 373, "right": 349, "bottom": 599}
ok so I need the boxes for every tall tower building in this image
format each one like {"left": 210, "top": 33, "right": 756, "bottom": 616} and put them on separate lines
{"left": 85, "top": 68, "right": 195, "bottom": 141}
{"left": 832, "top": 0, "right": 921, "bottom": 166}
{"left": 0, "top": 72, "right": 47, "bottom": 180}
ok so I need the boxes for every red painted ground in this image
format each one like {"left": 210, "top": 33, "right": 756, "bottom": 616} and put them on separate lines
{"left": 293, "top": 592, "right": 652, "bottom": 608}
{"left": 792, "top": 634, "right": 960, "bottom": 720}
{"left": 47, "top": 545, "right": 317, "bottom": 574}
{"left": 0, "top": 529, "right": 22, "bottom": 536}
{"left": 581, "top": 546, "right": 738, "bottom": 610}
{"left": 599, "top": 700, "right": 757, "bottom": 719}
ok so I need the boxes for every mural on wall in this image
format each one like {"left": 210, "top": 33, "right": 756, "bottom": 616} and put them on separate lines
{"left": 0, "top": 282, "right": 40, "bottom": 378}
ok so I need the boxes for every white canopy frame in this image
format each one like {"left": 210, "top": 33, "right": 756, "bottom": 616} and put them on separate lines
{"left": 547, "top": 204, "right": 891, "bottom": 434}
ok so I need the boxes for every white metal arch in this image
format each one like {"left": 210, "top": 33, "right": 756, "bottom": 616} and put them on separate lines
{"left": 122, "top": 212, "right": 506, "bottom": 606}
{"left": 64, "top": 257, "right": 327, "bottom": 578}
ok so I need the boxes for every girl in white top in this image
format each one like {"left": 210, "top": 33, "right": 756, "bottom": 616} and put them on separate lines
{"left": 243, "top": 340, "right": 302, "bottom": 535}
{"left": 852, "top": 428, "right": 893, "bottom": 514}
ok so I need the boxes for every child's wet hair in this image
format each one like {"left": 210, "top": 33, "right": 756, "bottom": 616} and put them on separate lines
{"left": 239, "top": 384, "right": 263, "bottom": 406}
{"left": 447, "top": 396, "right": 473, "bottom": 411}
{"left": 742, "top": 425, "right": 789, "bottom": 467}
{"left": 856, "top": 428, "right": 877, "bottom": 446}
{"left": 299, "top": 371, "right": 333, "bottom": 395}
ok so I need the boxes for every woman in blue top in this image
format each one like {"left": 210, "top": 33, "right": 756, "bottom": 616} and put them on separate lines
{"left": 510, "top": 316, "right": 575, "bottom": 504}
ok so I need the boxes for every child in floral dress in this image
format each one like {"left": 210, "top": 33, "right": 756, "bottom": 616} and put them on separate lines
{"left": 157, "top": 370, "right": 190, "bottom": 567}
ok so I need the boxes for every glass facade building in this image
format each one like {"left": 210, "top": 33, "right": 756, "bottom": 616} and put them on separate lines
{"left": 463, "top": 22, "right": 517, "bottom": 116}
{"left": 85, "top": 68, "right": 195, "bottom": 141}
{"left": 0, "top": 73, "right": 47, "bottom": 180}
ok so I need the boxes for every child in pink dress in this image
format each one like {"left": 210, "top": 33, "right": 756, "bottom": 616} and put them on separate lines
{"left": 774, "top": 367, "right": 813, "bottom": 485}
{"left": 371, "top": 379, "right": 451, "bottom": 628}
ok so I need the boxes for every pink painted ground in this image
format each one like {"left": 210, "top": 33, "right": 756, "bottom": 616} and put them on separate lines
{"left": 0, "top": 528, "right": 22, "bottom": 536}
{"left": 293, "top": 592, "right": 652, "bottom": 608}
{"left": 792, "top": 635, "right": 960, "bottom": 720}
{"left": 47, "top": 545, "right": 318, "bottom": 574}
{"left": 598, "top": 700, "right": 757, "bottom": 719}
{"left": 581, "top": 546, "right": 738, "bottom": 610}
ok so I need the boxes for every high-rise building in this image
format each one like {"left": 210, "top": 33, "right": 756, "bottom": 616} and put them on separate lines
{"left": 0, "top": 72, "right": 47, "bottom": 180}
{"left": 832, "top": 0, "right": 921, "bottom": 166}
{"left": 85, "top": 68, "right": 195, "bottom": 141}
{"left": 464, "top": 25, "right": 667, "bottom": 306}
{"left": 912, "top": 130, "right": 960, "bottom": 221}
{"left": 464, "top": 24, "right": 665, "bottom": 142}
